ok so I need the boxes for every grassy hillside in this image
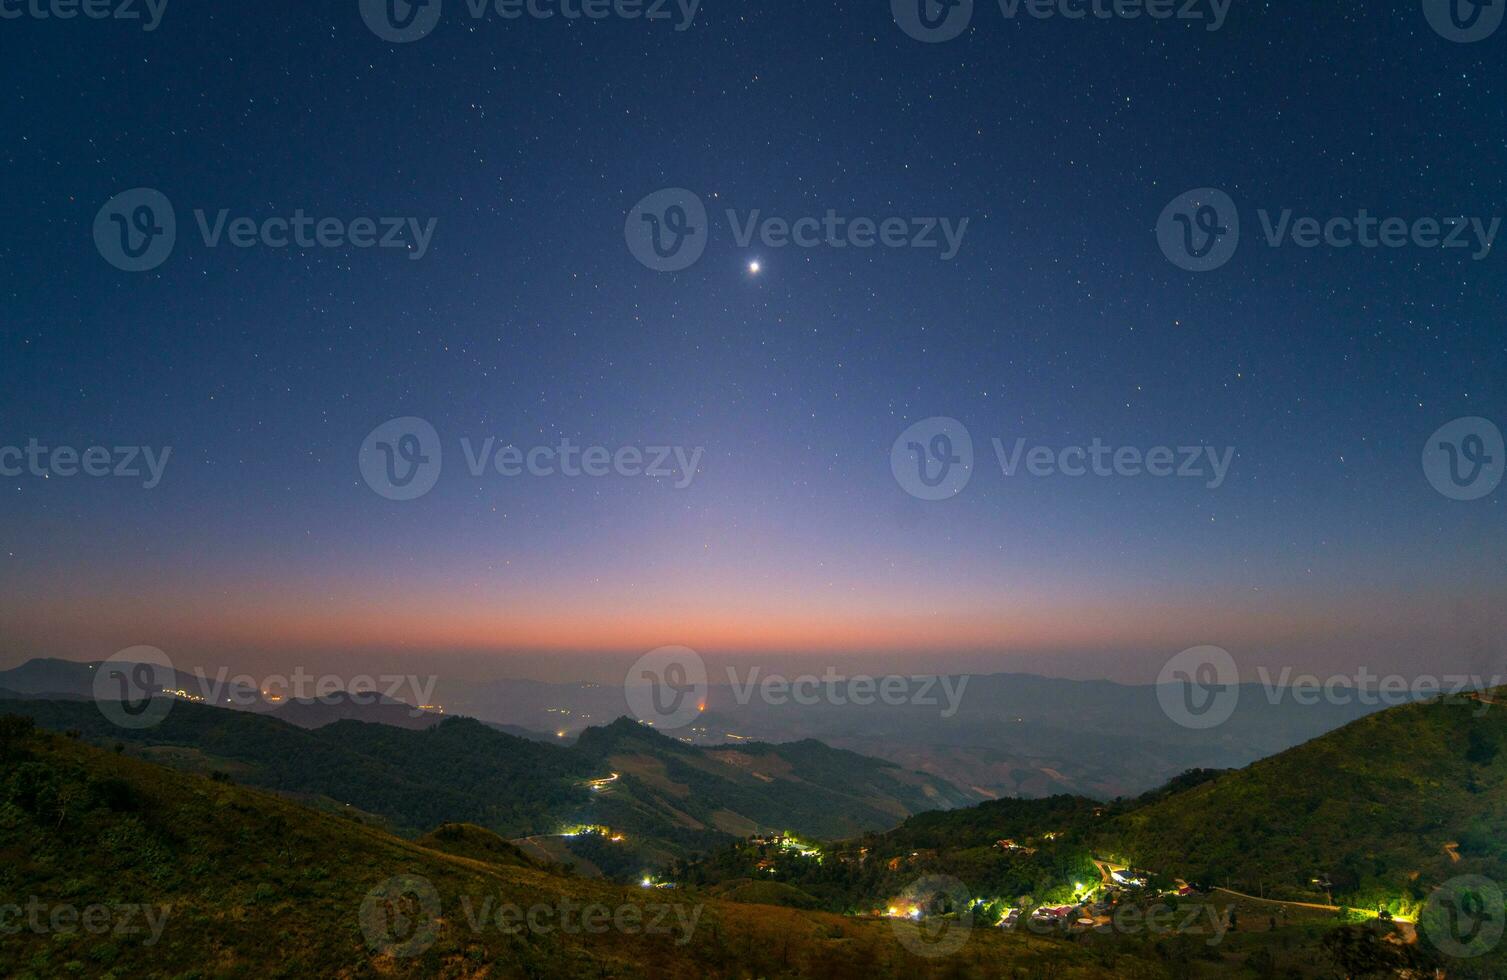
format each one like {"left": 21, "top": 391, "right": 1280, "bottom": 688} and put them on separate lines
{"left": 766, "top": 693, "right": 1507, "bottom": 915}
{"left": 6, "top": 699, "right": 591, "bottom": 837}
{"left": 674, "top": 695, "right": 1507, "bottom": 977}
{"left": 416, "top": 823, "right": 540, "bottom": 869}
{"left": 1105, "top": 694, "right": 1507, "bottom": 910}
{"left": 575, "top": 720, "right": 976, "bottom": 849}
{"left": 0, "top": 716, "right": 1165, "bottom": 979}
{"left": 6, "top": 700, "right": 975, "bottom": 874}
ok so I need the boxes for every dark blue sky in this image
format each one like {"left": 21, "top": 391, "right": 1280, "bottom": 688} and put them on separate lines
{"left": 1, "top": 0, "right": 1503, "bottom": 682}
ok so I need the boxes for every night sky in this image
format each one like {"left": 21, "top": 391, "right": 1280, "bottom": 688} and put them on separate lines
{"left": 1, "top": 0, "right": 1503, "bottom": 683}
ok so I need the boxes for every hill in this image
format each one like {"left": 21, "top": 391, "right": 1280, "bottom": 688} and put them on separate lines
{"left": 5, "top": 699, "right": 593, "bottom": 837}
{"left": 673, "top": 694, "right": 1507, "bottom": 977}
{"left": 574, "top": 719, "right": 977, "bottom": 848}
{"left": 258, "top": 693, "right": 446, "bottom": 731}
{"left": 1105, "top": 692, "right": 1507, "bottom": 909}
{"left": 416, "top": 823, "right": 540, "bottom": 869}
{"left": 0, "top": 715, "right": 1167, "bottom": 978}
{"left": 436, "top": 669, "right": 1391, "bottom": 800}
{"left": 4, "top": 659, "right": 1395, "bottom": 801}
{"left": 4, "top": 699, "right": 976, "bottom": 874}
{"left": 713, "top": 692, "right": 1507, "bottom": 914}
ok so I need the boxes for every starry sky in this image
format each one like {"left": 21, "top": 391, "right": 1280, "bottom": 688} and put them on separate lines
{"left": 0, "top": 1, "right": 1503, "bottom": 684}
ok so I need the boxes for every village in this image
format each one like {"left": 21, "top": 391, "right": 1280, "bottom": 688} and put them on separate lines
{"left": 873, "top": 840, "right": 1419, "bottom": 945}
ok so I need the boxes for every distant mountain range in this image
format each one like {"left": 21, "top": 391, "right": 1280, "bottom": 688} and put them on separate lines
{"left": 3, "top": 696, "right": 976, "bottom": 874}
{"left": 4, "top": 677, "right": 1502, "bottom": 976}
{"left": 0, "top": 656, "right": 558, "bottom": 737}
{"left": 1108, "top": 690, "right": 1507, "bottom": 905}
{"left": 421, "top": 669, "right": 1398, "bottom": 800}
{"left": 0, "top": 720, "right": 1131, "bottom": 979}
{"left": 685, "top": 687, "right": 1507, "bottom": 920}
{"left": 0, "top": 656, "right": 1421, "bottom": 803}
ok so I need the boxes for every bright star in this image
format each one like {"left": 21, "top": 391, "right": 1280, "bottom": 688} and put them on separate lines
{"left": 748, "top": 261, "right": 761, "bottom": 275}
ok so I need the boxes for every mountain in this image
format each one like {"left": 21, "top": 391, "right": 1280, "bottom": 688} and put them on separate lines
{"left": 0, "top": 658, "right": 453, "bottom": 729}
{"left": 0, "top": 716, "right": 1151, "bottom": 979}
{"left": 5, "top": 699, "right": 591, "bottom": 837}
{"left": 571, "top": 719, "right": 978, "bottom": 850}
{"left": 700, "top": 690, "right": 1507, "bottom": 915}
{"left": 3, "top": 699, "right": 976, "bottom": 875}
{"left": 0, "top": 658, "right": 108, "bottom": 696}
{"left": 1106, "top": 691, "right": 1507, "bottom": 908}
{"left": 2, "top": 659, "right": 1400, "bottom": 800}
{"left": 428, "top": 670, "right": 1393, "bottom": 800}
{"left": 256, "top": 692, "right": 445, "bottom": 730}
{"left": 673, "top": 693, "right": 1507, "bottom": 977}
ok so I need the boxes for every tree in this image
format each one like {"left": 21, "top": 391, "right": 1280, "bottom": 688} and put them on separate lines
{"left": 1320, "top": 925, "right": 1422, "bottom": 978}
{"left": 0, "top": 714, "right": 36, "bottom": 761}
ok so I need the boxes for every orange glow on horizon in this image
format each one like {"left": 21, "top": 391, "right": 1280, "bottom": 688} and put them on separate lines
{"left": 5, "top": 578, "right": 1501, "bottom": 669}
